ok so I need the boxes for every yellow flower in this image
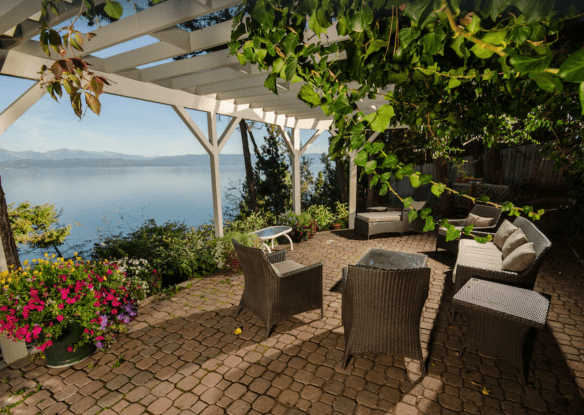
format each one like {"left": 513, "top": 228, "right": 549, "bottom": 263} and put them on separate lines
{"left": 0, "top": 271, "right": 9, "bottom": 278}
{"left": 44, "top": 253, "right": 48, "bottom": 258}
{"left": 103, "top": 277, "right": 107, "bottom": 281}
{"left": 22, "top": 260, "right": 29, "bottom": 266}
{"left": 234, "top": 328, "right": 242, "bottom": 335}
{"left": 51, "top": 254, "right": 56, "bottom": 259}
{"left": 74, "top": 252, "right": 78, "bottom": 256}
{"left": 7, "top": 278, "right": 12, "bottom": 283}
{"left": 3, "top": 285, "right": 7, "bottom": 290}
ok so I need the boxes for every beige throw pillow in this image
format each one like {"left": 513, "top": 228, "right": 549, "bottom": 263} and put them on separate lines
{"left": 502, "top": 242, "right": 536, "bottom": 272}
{"left": 494, "top": 219, "right": 519, "bottom": 248}
{"left": 465, "top": 213, "right": 496, "bottom": 228}
{"left": 502, "top": 230, "right": 528, "bottom": 258}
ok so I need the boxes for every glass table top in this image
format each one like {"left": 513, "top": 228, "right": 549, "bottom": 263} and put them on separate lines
{"left": 357, "top": 249, "right": 428, "bottom": 270}
{"left": 252, "top": 226, "right": 292, "bottom": 238}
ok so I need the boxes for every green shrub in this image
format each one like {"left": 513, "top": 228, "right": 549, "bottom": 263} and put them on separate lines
{"left": 306, "top": 205, "right": 335, "bottom": 230}
{"left": 334, "top": 202, "right": 349, "bottom": 228}
{"left": 279, "top": 211, "right": 317, "bottom": 241}
{"left": 217, "top": 232, "right": 261, "bottom": 267}
{"left": 225, "top": 210, "right": 276, "bottom": 233}
{"left": 92, "top": 220, "right": 221, "bottom": 286}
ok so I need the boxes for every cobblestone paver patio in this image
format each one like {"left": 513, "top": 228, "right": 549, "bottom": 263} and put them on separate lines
{"left": 1, "top": 230, "right": 583, "bottom": 414}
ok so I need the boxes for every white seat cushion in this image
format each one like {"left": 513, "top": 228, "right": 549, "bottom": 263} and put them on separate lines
{"left": 271, "top": 260, "right": 305, "bottom": 276}
{"left": 453, "top": 239, "right": 503, "bottom": 282}
{"left": 356, "top": 211, "right": 401, "bottom": 223}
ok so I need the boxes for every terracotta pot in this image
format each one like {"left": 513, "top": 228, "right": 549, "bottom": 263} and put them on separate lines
{"left": 331, "top": 223, "right": 342, "bottom": 231}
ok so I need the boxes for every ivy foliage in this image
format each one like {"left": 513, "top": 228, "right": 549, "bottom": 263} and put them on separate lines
{"left": 230, "top": 0, "right": 584, "bottom": 239}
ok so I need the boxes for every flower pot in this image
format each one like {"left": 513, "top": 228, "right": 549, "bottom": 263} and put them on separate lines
{"left": 331, "top": 223, "right": 342, "bottom": 231}
{"left": 43, "top": 322, "right": 96, "bottom": 368}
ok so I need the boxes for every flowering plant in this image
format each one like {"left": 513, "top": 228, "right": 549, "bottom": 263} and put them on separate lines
{"left": 108, "top": 258, "right": 161, "bottom": 301}
{"left": 0, "top": 253, "right": 138, "bottom": 352}
{"left": 279, "top": 211, "right": 317, "bottom": 242}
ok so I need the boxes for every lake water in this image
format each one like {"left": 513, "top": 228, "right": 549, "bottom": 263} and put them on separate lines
{"left": 2, "top": 162, "right": 322, "bottom": 261}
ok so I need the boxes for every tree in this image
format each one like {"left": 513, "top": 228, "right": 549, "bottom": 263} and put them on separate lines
{"left": 230, "top": 0, "right": 584, "bottom": 239}
{"left": 0, "top": 181, "right": 21, "bottom": 269}
{"left": 8, "top": 201, "right": 72, "bottom": 258}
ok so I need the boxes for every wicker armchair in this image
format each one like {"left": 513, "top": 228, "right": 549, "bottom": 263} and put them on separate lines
{"left": 355, "top": 185, "right": 434, "bottom": 239}
{"left": 453, "top": 216, "right": 552, "bottom": 293}
{"left": 233, "top": 240, "right": 324, "bottom": 339}
{"left": 341, "top": 264, "right": 431, "bottom": 375}
{"left": 436, "top": 204, "right": 502, "bottom": 254}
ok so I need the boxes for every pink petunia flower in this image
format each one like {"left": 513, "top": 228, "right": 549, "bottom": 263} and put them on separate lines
{"left": 56, "top": 315, "right": 64, "bottom": 322}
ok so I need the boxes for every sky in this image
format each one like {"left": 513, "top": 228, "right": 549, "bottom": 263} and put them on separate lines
{"left": 0, "top": 1, "right": 331, "bottom": 157}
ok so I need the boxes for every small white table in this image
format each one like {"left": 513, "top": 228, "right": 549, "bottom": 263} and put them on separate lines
{"left": 251, "top": 226, "right": 293, "bottom": 253}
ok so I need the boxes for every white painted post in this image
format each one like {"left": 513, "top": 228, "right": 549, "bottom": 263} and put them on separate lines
{"left": 291, "top": 128, "right": 301, "bottom": 214}
{"left": 206, "top": 112, "right": 224, "bottom": 238}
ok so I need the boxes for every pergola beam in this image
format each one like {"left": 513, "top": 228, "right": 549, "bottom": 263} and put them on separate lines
{"left": 0, "top": 80, "right": 46, "bottom": 136}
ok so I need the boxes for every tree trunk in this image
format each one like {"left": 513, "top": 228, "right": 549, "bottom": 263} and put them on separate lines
{"left": 484, "top": 146, "right": 502, "bottom": 184}
{"left": 335, "top": 159, "right": 348, "bottom": 203}
{"left": 366, "top": 155, "right": 375, "bottom": 207}
{"left": 435, "top": 158, "right": 454, "bottom": 217}
{"left": 0, "top": 178, "right": 21, "bottom": 269}
{"left": 239, "top": 120, "right": 258, "bottom": 212}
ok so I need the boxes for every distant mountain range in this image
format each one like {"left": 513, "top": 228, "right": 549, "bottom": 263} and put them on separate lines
{"left": 0, "top": 148, "right": 323, "bottom": 168}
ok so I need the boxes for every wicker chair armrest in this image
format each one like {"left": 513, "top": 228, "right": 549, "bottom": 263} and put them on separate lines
{"left": 455, "top": 264, "right": 519, "bottom": 293}
{"left": 267, "top": 250, "right": 287, "bottom": 264}
{"left": 446, "top": 219, "right": 467, "bottom": 227}
{"left": 278, "top": 262, "right": 324, "bottom": 279}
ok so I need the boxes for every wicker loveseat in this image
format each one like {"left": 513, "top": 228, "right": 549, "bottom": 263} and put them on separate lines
{"left": 453, "top": 216, "right": 552, "bottom": 294}
{"left": 436, "top": 204, "right": 502, "bottom": 254}
{"left": 355, "top": 186, "right": 433, "bottom": 239}
{"left": 232, "top": 240, "right": 324, "bottom": 339}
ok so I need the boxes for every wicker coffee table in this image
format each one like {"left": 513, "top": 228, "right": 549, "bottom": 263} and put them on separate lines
{"left": 453, "top": 278, "right": 550, "bottom": 384}
{"left": 357, "top": 249, "right": 428, "bottom": 269}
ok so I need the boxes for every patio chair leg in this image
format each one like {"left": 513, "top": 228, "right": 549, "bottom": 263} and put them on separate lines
{"left": 320, "top": 306, "right": 324, "bottom": 319}
{"left": 420, "top": 359, "right": 427, "bottom": 377}
{"left": 265, "top": 325, "right": 274, "bottom": 340}
{"left": 342, "top": 352, "right": 351, "bottom": 369}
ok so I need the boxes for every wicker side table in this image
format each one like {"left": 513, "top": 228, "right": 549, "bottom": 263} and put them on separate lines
{"left": 453, "top": 278, "right": 549, "bottom": 384}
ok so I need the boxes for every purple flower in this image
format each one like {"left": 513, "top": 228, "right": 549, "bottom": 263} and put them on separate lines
{"left": 96, "top": 342, "right": 104, "bottom": 349}
{"left": 100, "top": 315, "right": 109, "bottom": 329}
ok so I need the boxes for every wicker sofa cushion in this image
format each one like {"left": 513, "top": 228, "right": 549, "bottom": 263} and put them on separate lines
{"left": 502, "top": 242, "right": 536, "bottom": 272}
{"left": 453, "top": 239, "right": 503, "bottom": 282}
{"left": 502, "top": 230, "right": 528, "bottom": 258}
{"left": 356, "top": 211, "right": 401, "bottom": 223}
{"left": 271, "top": 260, "right": 305, "bottom": 276}
{"left": 466, "top": 213, "right": 496, "bottom": 228}
{"left": 494, "top": 219, "right": 520, "bottom": 248}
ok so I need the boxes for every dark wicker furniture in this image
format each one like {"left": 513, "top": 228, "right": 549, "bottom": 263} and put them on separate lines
{"left": 342, "top": 249, "right": 431, "bottom": 375}
{"left": 233, "top": 240, "right": 323, "bottom": 339}
{"left": 435, "top": 204, "right": 502, "bottom": 254}
{"left": 355, "top": 186, "right": 433, "bottom": 239}
{"left": 453, "top": 278, "right": 549, "bottom": 384}
{"left": 453, "top": 216, "right": 552, "bottom": 293}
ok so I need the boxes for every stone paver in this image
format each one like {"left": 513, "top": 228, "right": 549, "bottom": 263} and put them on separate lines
{"left": 1, "top": 230, "right": 583, "bottom": 414}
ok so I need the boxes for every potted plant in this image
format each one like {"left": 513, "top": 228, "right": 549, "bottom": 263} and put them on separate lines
{"left": 0, "top": 253, "right": 139, "bottom": 367}
{"left": 333, "top": 202, "right": 349, "bottom": 230}
{"left": 219, "top": 232, "right": 261, "bottom": 272}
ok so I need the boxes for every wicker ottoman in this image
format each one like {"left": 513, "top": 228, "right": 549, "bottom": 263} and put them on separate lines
{"left": 453, "top": 278, "right": 549, "bottom": 384}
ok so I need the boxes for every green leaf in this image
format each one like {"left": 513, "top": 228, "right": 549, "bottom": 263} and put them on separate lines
{"left": 466, "top": 14, "right": 482, "bottom": 34}
{"left": 476, "top": 194, "right": 490, "bottom": 203}
{"left": 353, "top": 150, "right": 368, "bottom": 167}
{"left": 408, "top": 209, "right": 418, "bottom": 223}
{"left": 282, "top": 32, "right": 299, "bottom": 55}
{"left": 462, "top": 225, "right": 473, "bottom": 235}
{"left": 470, "top": 43, "right": 495, "bottom": 59}
{"left": 251, "top": 0, "right": 275, "bottom": 27}
{"left": 403, "top": 197, "right": 413, "bottom": 208}
{"left": 558, "top": 50, "right": 584, "bottom": 83}
{"left": 298, "top": 84, "right": 321, "bottom": 107}
{"left": 420, "top": 208, "right": 432, "bottom": 219}
{"left": 369, "top": 174, "right": 379, "bottom": 188}
{"left": 431, "top": 183, "right": 446, "bottom": 197}
{"left": 447, "top": 78, "right": 462, "bottom": 89}
{"left": 308, "top": 8, "right": 329, "bottom": 38}
{"left": 231, "top": 23, "right": 247, "bottom": 41}
{"left": 449, "top": 36, "right": 466, "bottom": 59}
{"left": 410, "top": 174, "right": 421, "bottom": 188}
{"left": 481, "top": 30, "right": 507, "bottom": 46}
{"left": 528, "top": 73, "right": 562, "bottom": 94}
{"left": 422, "top": 28, "right": 446, "bottom": 56}
{"left": 104, "top": 1, "right": 123, "bottom": 19}
{"left": 399, "top": 28, "right": 416, "bottom": 48}
{"left": 381, "top": 154, "right": 398, "bottom": 169}
{"left": 370, "top": 142, "right": 384, "bottom": 154}
{"left": 284, "top": 56, "right": 298, "bottom": 81}
{"left": 445, "top": 225, "right": 461, "bottom": 242}
{"left": 379, "top": 183, "right": 389, "bottom": 196}
{"left": 380, "top": 172, "right": 392, "bottom": 183}
{"left": 420, "top": 174, "right": 432, "bottom": 185}
{"left": 84, "top": 92, "right": 101, "bottom": 115}
{"left": 364, "top": 160, "right": 377, "bottom": 175}
{"left": 364, "top": 39, "right": 387, "bottom": 60}
{"left": 369, "top": 105, "right": 395, "bottom": 132}
{"left": 510, "top": 26, "right": 531, "bottom": 44}
{"left": 509, "top": 53, "right": 552, "bottom": 73}
{"left": 423, "top": 217, "right": 435, "bottom": 232}
{"left": 264, "top": 73, "right": 277, "bottom": 93}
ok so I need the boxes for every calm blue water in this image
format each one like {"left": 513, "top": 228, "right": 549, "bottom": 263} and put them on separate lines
{"left": 2, "top": 163, "right": 327, "bottom": 261}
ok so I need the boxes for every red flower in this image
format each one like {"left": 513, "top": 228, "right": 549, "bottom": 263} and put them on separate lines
{"left": 111, "top": 309, "right": 118, "bottom": 315}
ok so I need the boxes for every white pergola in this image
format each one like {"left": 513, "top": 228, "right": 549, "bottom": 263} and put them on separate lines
{"left": 0, "top": 0, "right": 404, "bottom": 237}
